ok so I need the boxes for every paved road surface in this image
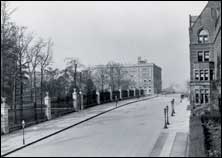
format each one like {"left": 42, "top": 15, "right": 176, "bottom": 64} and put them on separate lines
{"left": 7, "top": 95, "right": 179, "bottom": 157}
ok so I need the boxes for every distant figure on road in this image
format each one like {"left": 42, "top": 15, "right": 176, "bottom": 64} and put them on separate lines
{"left": 137, "top": 94, "right": 140, "bottom": 99}
{"left": 180, "top": 94, "right": 184, "bottom": 102}
{"left": 115, "top": 96, "right": 118, "bottom": 108}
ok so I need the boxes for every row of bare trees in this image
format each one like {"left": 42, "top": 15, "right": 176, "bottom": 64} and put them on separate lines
{"left": 1, "top": 1, "right": 133, "bottom": 124}
{"left": 92, "top": 61, "right": 135, "bottom": 92}
{"left": 1, "top": 2, "right": 53, "bottom": 122}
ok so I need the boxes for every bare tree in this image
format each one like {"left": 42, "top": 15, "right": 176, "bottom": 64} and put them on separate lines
{"left": 93, "top": 67, "right": 108, "bottom": 92}
{"left": 64, "top": 57, "right": 84, "bottom": 91}
{"left": 38, "top": 39, "right": 53, "bottom": 116}
{"left": 1, "top": 1, "right": 17, "bottom": 98}
{"left": 27, "top": 38, "right": 46, "bottom": 122}
{"left": 106, "top": 61, "right": 126, "bottom": 90}
{"left": 14, "top": 26, "right": 33, "bottom": 122}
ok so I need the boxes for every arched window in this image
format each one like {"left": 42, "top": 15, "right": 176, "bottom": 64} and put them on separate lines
{"left": 198, "top": 29, "right": 209, "bottom": 43}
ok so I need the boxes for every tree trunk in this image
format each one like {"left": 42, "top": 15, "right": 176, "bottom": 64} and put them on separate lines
{"left": 1, "top": 51, "right": 4, "bottom": 97}
{"left": 79, "top": 72, "right": 82, "bottom": 90}
{"left": 19, "top": 54, "right": 23, "bottom": 124}
{"left": 13, "top": 77, "right": 17, "bottom": 124}
{"left": 40, "top": 67, "right": 43, "bottom": 120}
{"left": 34, "top": 70, "right": 37, "bottom": 122}
{"left": 74, "top": 63, "right": 77, "bottom": 88}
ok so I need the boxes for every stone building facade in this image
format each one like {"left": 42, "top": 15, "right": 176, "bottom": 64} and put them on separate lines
{"left": 189, "top": 1, "right": 221, "bottom": 115}
{"left": 122, "top": 57, "right": 162, "bottom": 95}
{"left": 93, "top": 57, "right": 162, "bottom": 95}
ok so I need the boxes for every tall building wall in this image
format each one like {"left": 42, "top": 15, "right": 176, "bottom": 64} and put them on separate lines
{"left": 189, "top": 1, "right": 221, "bottom": 115}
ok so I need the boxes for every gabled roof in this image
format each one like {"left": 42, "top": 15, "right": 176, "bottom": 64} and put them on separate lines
{"left": 190, "top": 2, "right": 209, "bottom": 30}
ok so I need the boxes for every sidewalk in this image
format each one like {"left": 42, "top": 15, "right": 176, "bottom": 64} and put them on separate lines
{"left": 149, "top": 97, "right": 190, "bottom": 157}
{"left": 1, "top": 95, "right": 155, "bottom": 156}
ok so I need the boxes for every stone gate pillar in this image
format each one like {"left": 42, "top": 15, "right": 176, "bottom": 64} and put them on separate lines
{"left": 127, "top": 89, "right": 130, "bottom": 98}
{"left": 73, "top": 88, "right": 78, "bottom": 111}
{"left": 79, "top": 90, "right": 84, "bottom": 110}
{"left": 109, "top": 87, "right": 113, "bottom": 102}
{"left": 1, "top": 97, "right": 9, "bottom": 134}
{"left": 119, "top": 88, "right": 122, "bottom": 100}
{"left": 96, "top": 90, "right": 100, "bottom": 105}
{"left": 44, "top": 92, "right": 51, "bottom": 120}
{"left": 133, "top": 88, "right": 136, "bottom": 97}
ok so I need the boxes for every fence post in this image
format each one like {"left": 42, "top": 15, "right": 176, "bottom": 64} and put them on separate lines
{"left": 109, "top": 87, "right": 113, "bottom": 102}
{"left": 79, "top": 90, "right": 84, "bottom": 110}
{"left": 44, "top": 92, "right": 51, "bottom": 120}
{"left": 133, "top": 88, "right": 136, "bottom": 97}
{"left": 119, "top": 88, "right": 122, "bottom": 100}
{"left": 73, "top": 88, "right": 78, "bottom": 111}
{"left": 96, "top": 90, "right": 100, "bottom": 105}
{"left": 127, "top": 89, "right": 130, "bottom": 98}
{"left": 1, "top": 97, "right": 9, "bottom": 134}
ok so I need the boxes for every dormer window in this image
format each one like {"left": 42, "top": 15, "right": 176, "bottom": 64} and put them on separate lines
{"left": 198, "top": 29, "right": 209, "bottom": 44}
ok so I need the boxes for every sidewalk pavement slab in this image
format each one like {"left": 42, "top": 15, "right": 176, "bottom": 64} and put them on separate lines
{"left": 149, "top": 97, "right": 190, "bottom": 157}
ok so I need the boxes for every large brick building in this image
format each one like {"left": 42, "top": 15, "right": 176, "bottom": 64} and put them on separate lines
{"left": 189, "top": 1, "right": 221, "bottom": 115}
{"left": 93, "top": 57, "right": 162, "bottom": 95}
{"left": 122, "top": 57, "right": 162, "bottom": 95}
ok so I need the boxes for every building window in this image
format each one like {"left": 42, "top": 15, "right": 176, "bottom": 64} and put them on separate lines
{"left": 198, "top": 51, "right": 204, "bottom": 62}
{"left": 205, "top": 89, "right": 209, "bottom": 103}
{"left": 200, "top": 70, "right": 204, "bottom": 81}
{"left": 204, "top": 51, "right": 210, "bottom": 61}
{"left": 195, "top": 70, "right": 199, "bottom": 80}
{"left": 200, "top": 89, "right": 204, "bottom": 104}
{"left": 204, "top": 70, "right": 209, "bottom": 80}
{"left": 195, "top": 89, "right": 199, "bottom": 103}
{"left": 210, "top": 70, "right": 214, "bottom": 80}
{"left": 198, "top": 29, "right": 209, "bottom": 44}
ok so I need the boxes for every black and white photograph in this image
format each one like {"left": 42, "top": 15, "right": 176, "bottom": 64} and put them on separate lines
{"left": 1, "top": 1, "right": 221, "bottom": 157}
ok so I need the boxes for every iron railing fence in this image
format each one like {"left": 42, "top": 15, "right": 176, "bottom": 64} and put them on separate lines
{"left": 100, "top": 91, "right": 111, "bottom": 104}
{"left": 83, "top": 91, "right": 97, "bottom": 108}
{"left": 129, "top": 90, "right": 134, "bottom": 97}
{"left": 3, "top": 88, "right": 146, "bottom": 134}
{"left": 112, "top": 91, "right": 120, "bottom": 100}
{"left": 122, "top": 90, "right": 128, "bottom": 99}
{"left": 51, "top": 95, "right": 74, "bottom": 118}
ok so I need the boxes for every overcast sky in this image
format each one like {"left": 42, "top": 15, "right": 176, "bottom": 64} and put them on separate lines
{"left": 9, "top": 1, "right": 207, "bottom": 90}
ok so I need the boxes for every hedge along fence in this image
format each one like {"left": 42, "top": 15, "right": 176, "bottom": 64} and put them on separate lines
{"left": 189, "top": 116, "right": 206, "bottom": 157}
{"left": 201, "top": 115, "right": 221, "bottom": 157}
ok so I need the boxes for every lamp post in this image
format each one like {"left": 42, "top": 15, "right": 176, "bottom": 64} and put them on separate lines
{"left": 115, "top": 96, "right": 118, "bottom": 108}
{"left": 22, "top": 120, "right": 25, "bottom": 145}
{"left": 164, "top": 108, "right": 168, "bottom": 129}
